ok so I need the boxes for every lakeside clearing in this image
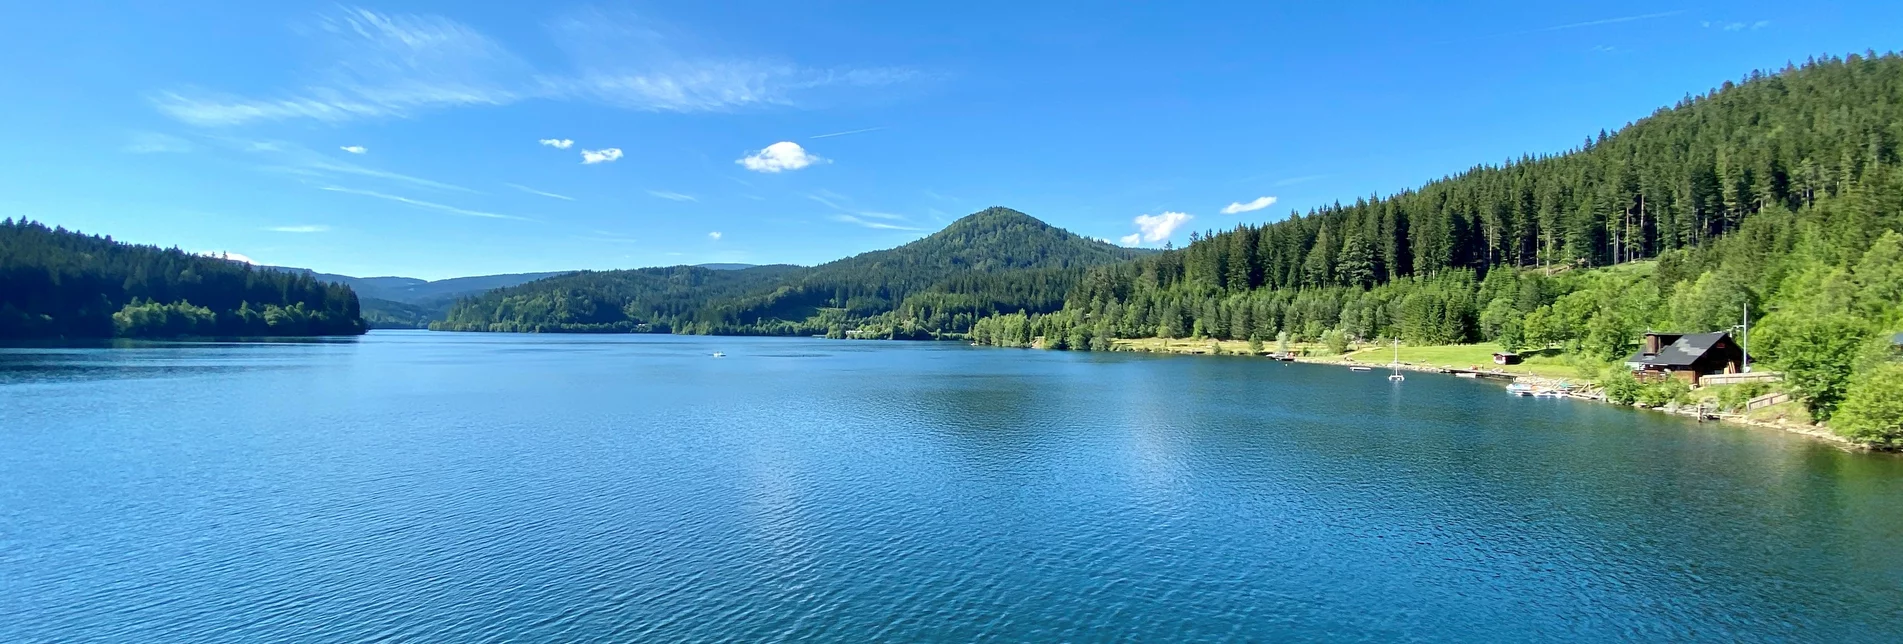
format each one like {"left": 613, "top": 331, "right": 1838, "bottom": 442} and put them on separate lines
{"left": 1104, "top": 337, "right": 1867, "bottom": 451}
{"left": 1108, "top": 338, "right": 1581, "bottom": 379}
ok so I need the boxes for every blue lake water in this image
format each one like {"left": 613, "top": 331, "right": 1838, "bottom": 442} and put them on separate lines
{"left": 2, "top": 331, "right": 1900, "bottom": 642}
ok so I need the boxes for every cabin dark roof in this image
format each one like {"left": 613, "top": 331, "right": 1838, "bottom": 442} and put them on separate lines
{"left": 1626, "top": 332, "right": 1731, "bottom": 368}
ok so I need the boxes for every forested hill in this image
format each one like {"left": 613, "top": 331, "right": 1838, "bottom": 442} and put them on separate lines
{"left": 1, "top": 219, "right": 365, "bottom": 338}
{"left": 972, "top": 52, "right": 1903, "bottom": 445}
{"left": 434, "top": 207, "right": 1146, "bottom": 335}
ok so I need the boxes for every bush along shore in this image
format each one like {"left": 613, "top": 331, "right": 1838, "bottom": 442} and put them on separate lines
{"left": 1027, "top": 336, "right": 1889, "bottom": 452}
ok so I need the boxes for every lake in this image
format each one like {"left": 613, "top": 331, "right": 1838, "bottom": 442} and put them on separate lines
{"left": 3, "top": 331, "right": 1900, "bottom": 642}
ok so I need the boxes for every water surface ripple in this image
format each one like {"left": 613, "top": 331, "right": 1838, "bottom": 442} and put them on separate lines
{"left": 2, "top": 332, "right": 1899, "bottom": 642}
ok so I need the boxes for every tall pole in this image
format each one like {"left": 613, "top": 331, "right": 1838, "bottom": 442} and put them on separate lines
{"left": 1742, "top": 303, "right": 1750, "bottom": 373}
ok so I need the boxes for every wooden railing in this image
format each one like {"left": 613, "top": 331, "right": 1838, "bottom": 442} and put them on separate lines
{"left": 1701, "top": 372, "right": 1782, "bottom": 386}
{"left": 1745, "top": 392, "right": 1792, "bottom": 410}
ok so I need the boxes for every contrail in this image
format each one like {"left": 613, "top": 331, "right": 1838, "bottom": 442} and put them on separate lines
{"left": 810, "top": 126, "right": 888, "bottom": 139}
{"left": 1528, "top": 10, "right": 1686, "bottom": 34}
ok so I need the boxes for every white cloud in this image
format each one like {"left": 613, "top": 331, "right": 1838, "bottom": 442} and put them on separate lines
{"left": 1119, "top": 234, "right": 1142, "bottom": 246}
{"left": 648, "top": 190, "right": 696, "bottom": 202}
{"left": 505, "top": 183, "right": 575, "bottom": 201}
{"left": 708, "top": 231, "right": 723, "bottom": 240}
{"left": 340, "top": 145, "right": 367, "bottom": 154}
{"left": 320, "top": 186, "right": 531, "bottom": 220}
{"left": 196, "top": 250, "right": 258, "bottom": 264}
{"left": 266, "top": 225, "right": 330, "bottom": 233}
{"left": 126, "top": 132, "right": 193, "bottom": 154}
{"left": 1132, "top": 211, "right": 1192, "bottom": 244}
{"left": 581, "top": 148, "right": 623, "bottom": 164}
{"left": 1221, "top": 196, "right": 1277, "bottom": 214}
{"left": 738, "top": 141, "right": 824, "bottom": 173}
{"left": 538, "top": 138, "right": 574, "bottom": 149}
{"left": 151, "top": 7, "right": 919, "bottom": 126}
{"left": 831, "top": 214, "right": 921, "bottom": 230}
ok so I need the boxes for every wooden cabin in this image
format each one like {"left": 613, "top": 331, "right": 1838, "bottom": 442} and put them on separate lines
{"left": 1492, "top": 352, "right": 1521, "bottom": 365}
{"left": 1623, "top": 332, "right": 1745, "bottom": 386}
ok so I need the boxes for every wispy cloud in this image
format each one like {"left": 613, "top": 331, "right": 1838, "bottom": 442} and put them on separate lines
{"left": 647, "top": 190, "right": 696, "bottom": 202}
{"left": 1272, "top": 174, "right": 1325, "bottom": 187}
{"left": 807, "top": 190, "right": 910, "bottom": 223}
{"left": 708, "top": 231, "right": 723, "bottom": 240}
{"left": 505, "top": 183, "right": 575, "bottom": 201}
{"left": 265, "top": 224, "right": 330, "bottom": 233}
{"left": 153, "top": 7, "right": 530, "bottom": 126}
{"left": 126, "top": 132, "right": 193, "bottom": 154}
{"left": 320, "top": 186, "right": 530, "bottom": 220}
{"left": 1221, "top": 196, "right": 1277, "bottom": 214}
{"left": 538, "top": 138, "right": 574, "bottom": 149}
{"left": 1118, "top": 234, "right": 1142, "bottom": 246}
{"left": 230, "top": 137, "right": 475, "bottom": 193}
{"left": 152, "top": 7, "right": 920, "bottom": 126}
{"left": 1708, "top": 20, "right": 1772, "bottom": 31}
{"left": 578, "top": 230, "right": 639, "bottom": 244}
{"left": 551, "top": 10, "right": 917, "bottom": 113}
{"left": 340, "top": 145, "right": 367, "bottom": 154}
{"left": 1131, "top": 211, "right": 1192, "bottom": 245}
{"left": 738, "top": 141, "right": 825, "bottom": 172}
{"left": 1444, "top": 10, "right": 1686, "bottom": 44}
{"left": 831, "top": 214, "right": 921, "bottom": 230}
{"left": 580, "top": 148, "right": 624, "bottom": 164}
{"left": 810, "top": 126, "right": 886, "bottom": 139}
{"left": 806, "top": 190, "right": 849, "bottom": 210}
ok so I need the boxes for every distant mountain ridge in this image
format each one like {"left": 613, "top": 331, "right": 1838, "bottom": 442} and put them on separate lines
{"left": 264, "top": 267, "right": 575, "bottom": 329}
{"left": 435, "top": 207, "right": 1146, "bottom": 336}
{"left": 266, "top": 268, "right": 570, "bottom": 307}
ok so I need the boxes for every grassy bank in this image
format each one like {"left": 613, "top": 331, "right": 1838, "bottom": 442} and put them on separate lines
{"left": 1107, "top": 338, "right": 1582, "bottom": 379}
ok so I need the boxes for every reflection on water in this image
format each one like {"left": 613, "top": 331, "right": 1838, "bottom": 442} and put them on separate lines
{"left": 2, "top": 330, "right": 1899, "bottom": 641}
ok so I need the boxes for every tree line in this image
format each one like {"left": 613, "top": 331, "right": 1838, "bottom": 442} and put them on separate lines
{"left": 1, "top": 219, "right": 365, "bottom": 338}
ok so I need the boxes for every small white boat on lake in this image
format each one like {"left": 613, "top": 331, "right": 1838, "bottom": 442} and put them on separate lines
{"left": 712, "top": 351, "right": 726, "bottom": 358}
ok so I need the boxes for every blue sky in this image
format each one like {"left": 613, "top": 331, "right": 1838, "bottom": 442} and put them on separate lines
{"left": 1, "top": 1, "right": 1896, "bottom": 280}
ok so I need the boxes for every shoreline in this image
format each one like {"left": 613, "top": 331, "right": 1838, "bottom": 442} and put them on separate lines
{"left": 1106, "top": 338, "right": 1877, "bottom": 453}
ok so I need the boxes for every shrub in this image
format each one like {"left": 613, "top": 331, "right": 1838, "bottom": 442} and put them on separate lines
{"left": 1833, "top": 364, "right": 1903, "bottom": 448}
{"left": 1602, "top": 370, "right": 1644, "bottom": 405}
{"left": 1320, "top": 329, "right": 1351, "bottom": 355}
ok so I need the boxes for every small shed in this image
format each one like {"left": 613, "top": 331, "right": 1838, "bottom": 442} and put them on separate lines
{"left": 1624, "top": 331, "right": 1745, "bottom": 386}
{"left": 1492, "top": 352, "right": 1522, "bottom": 365}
